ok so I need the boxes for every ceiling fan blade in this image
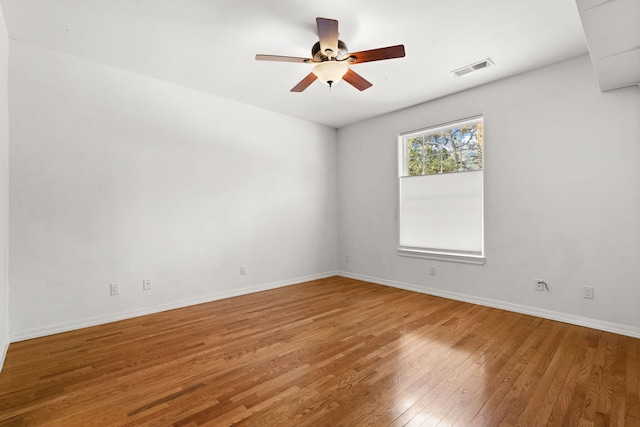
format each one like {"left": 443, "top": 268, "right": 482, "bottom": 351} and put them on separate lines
{"left": 291, "top": 73, "right": 318, "bottom": 92}
{"left": 255, "top": 54, "right": 312, "bottom": 63}
{"left": 346, "top": 45, "right": 406, "bottom": 64}
{"left": 316, "top": 17, "right": 339, "bottom": 58}
{"left": 342, "top": 69, "right": 373, "bottom": 91}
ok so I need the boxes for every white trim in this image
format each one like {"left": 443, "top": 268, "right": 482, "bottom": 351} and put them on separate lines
{"left": 398, "top": 248, "right": 485, "bottom": 265}
{"left": 338, "top": 271, "right": 640, "bottom": 339}
{"left": 10, "top": 271, "right": 338, "bottom": 342}
{"left": 398, "top": 115, "right": 485, "bottom": 260}
{"left": 399, "top": 114, "right": 484, "bottom": 139}
{"left": 1, "top": 279, "right": 7, "bottom": 372}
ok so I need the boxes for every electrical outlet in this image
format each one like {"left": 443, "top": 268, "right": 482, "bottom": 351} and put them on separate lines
{"left": 534, "top": 280, "right": 547, "bottom": 291}
{"left": 240, "top": 265, "right": 246, "bottom": 276}
{"left": 110, "top": 283, "right": 120, "bottom": 296}
{"left": 143, "top": 279, "right": 152, "bottom": 290}
{"left": 583, "top": 286, "right": 594, "bottom": 299}
{"left": 429, "top": 266, "right": 436, "bottom": 276}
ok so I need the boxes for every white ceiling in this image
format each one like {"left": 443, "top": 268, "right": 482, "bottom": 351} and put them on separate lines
{"left": 0, "top": 0, "right": 590, "bottom": 128}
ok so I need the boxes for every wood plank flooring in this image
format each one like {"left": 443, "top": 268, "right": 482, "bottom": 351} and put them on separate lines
{"left": 0, "top": 276, "right": 639, "bottom": 426}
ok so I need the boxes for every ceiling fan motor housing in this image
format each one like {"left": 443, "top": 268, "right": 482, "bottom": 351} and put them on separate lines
{"left": 312, "top": 40, "right": 349, "bottom": 61}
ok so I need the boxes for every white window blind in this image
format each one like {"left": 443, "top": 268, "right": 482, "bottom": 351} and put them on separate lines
{"left": 399, "top": 171, "right": 483, "bottom": 255}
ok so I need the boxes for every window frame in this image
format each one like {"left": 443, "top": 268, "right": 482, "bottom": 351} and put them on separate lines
{"left": 397, "top": 115, "right": 485, "bottom": 265}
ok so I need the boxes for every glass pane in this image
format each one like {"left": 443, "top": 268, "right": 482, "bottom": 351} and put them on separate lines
{"left": 407, "top": 135, "right": 425, "bottom": 162}
{"left": 457, "top": 150, "right": 483, "bottom": 171}
{"left": 438, "top": 131, "right": 455, "bottom": 151}
{"left": 403, "top": 118, "right": 483, "bottom": 176}
{"left": 408, "top": 157, "right": 425, "bottom": 176}
{"left": 458, "top": 125, "right": 479, "bottom": 150}
{"left": 424, "top": 133, "right": 443, "bottom": 154}
{"left": 424, "top": 154, "right": 442, "bottom": 174}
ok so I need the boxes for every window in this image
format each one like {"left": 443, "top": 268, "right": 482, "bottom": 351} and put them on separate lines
{"left": 398, "top": 116, "right": 484, "bottom": 264}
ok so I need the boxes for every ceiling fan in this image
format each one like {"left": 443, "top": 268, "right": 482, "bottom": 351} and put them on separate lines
{"left": 255, "top": 17, "right": 406, "bottom": 92}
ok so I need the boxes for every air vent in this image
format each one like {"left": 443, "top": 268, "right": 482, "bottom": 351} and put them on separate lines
{"left": 451, "top": 58, "right": 494, "bottom": 77}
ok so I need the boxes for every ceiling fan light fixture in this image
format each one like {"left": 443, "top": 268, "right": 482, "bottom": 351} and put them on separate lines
{"left": 312, "top": 61, "right": 348, "bottom": 87}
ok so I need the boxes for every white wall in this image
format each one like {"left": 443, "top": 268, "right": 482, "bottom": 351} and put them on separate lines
{"left": 9, "top": 41, "right": 338, "bottom": 340}
{"left": 0, "top": 6, "right": 9, "bottom": 367}
{"left": 6, "top": 40, "right": 640, "bottom": 347}
{"left": 338, "top": 55, "right": 640, "bottom": 336}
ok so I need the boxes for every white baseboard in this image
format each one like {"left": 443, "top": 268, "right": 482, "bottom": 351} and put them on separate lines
{"left": 0, "top": 333, "right": 9, "bottom": 373}
{"left": 339, "top": 271, "right": 640, "bottom": 339}
{"left": 13, "top": 270, "right": 638, "bottom": 343}
{"left": 10, "top": 271, "right": 338, "bottom": 342}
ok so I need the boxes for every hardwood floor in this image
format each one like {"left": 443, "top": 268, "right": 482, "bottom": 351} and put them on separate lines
{"left": 0, "top": 276, "right": 638, "bottom": 426}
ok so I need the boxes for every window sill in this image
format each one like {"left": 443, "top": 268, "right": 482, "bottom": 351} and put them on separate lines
{"left": 397, "top": 248, "right": 485, "bottom": 265}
